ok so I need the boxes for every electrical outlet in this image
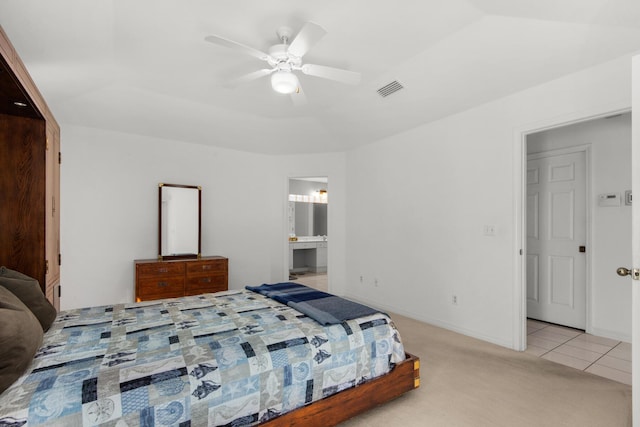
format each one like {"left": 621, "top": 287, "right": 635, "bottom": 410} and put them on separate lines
{"left": 374, "top": 278, "right": 379, "bottom": 287}
{"left": 483, "top": 225, "right": 496, "bottom": 236}
{"left": 359, "top": 275, "right": 364, "bottom": 283}
{"left": 452, "top": 295, "right": 458, "bottom": 305}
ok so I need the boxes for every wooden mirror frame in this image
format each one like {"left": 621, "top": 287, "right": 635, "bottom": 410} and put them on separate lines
{"left": 158, "top": 183, "right": 201, "bottom": 260}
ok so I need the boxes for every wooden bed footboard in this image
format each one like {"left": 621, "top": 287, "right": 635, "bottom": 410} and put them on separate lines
{"left": 261, "top": 352, "right": 420, "bottom": 426}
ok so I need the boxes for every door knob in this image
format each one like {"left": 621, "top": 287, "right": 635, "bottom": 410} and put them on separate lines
{"left": 617, "top": 267, "right": 640, "bottom": 279}
{"left": 617, "top": 267, "right": 632, "bottom": 277}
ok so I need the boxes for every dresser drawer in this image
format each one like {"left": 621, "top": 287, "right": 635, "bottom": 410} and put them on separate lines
{"left": 186, "top": 259, "right": 227, "bottom": 277}
{"left": 137, "top": 262, "right": 185, "bottom": 278}
{"left": 137, "top": 276, "right": 185, "bottom": 300}
{"left": 185, "top": 273, "right": 227, "bottom": 294}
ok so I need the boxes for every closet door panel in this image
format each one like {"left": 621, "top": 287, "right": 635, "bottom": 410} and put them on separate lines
{"left": 0, "top": 114, "right": 46, "bottom": 285}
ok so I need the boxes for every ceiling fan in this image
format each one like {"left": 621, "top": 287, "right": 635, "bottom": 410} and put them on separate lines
{"left": 205, "top": 22, "right": 361, "bottom": 104}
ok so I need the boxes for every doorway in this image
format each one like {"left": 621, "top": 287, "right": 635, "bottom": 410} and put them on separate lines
{"left": 519, "top": 112, "right": 632, "bottom": 348}
{"left": 287, "top": 177, "right": 329, "bottom": 291}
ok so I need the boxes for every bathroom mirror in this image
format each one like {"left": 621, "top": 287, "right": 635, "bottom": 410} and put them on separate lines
{"left": 294, "top": 202, "right": 328, "bottom": 236}
{"left": 158, "top": 183, "right": 201, "bottom": 260}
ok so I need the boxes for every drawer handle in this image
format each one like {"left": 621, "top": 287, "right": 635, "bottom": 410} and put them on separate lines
{"left": 202, "top": 265, "right": 212, "bottom": 270}
{"left": 158, "top": 268, "right": 169, "bottom": 273}
{"left": 200, "top": 278, "right": 212, "bottom": 283}
{"left": 158, "top": 281, "right": 168, "bottom": 288}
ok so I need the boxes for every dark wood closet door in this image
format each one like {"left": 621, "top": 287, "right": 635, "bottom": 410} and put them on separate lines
{"left": 0, "top": 114, "right": 46, "bottom": 286}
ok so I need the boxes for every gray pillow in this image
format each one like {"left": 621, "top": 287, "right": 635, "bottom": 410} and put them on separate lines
{"left": 0, "top": 285, "right": 44, "bottom": 394}
{"left": 0, "top": 266, "right": 57, "bottom": 331}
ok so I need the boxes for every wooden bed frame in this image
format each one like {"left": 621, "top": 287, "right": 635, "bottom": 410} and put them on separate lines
{"left": 263, "top": 352, "right": 420, "bottom": 426}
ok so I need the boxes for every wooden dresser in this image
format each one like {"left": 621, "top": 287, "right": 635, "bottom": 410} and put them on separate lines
{"left": 135, "top": 256, "right": 228, "bottom": 302}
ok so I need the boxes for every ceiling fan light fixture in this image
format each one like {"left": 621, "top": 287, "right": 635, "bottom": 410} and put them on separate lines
{"left": 271, "top": 71, "right": 299, "bottom": 94}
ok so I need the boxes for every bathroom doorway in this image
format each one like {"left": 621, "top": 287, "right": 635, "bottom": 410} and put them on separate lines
{"left": 287, "top": 177, "right": 328, "bottom": 291}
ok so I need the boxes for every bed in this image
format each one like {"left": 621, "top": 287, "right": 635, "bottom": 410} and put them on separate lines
{"left": 0, "top": 283, "right": 419, "bottom": 426}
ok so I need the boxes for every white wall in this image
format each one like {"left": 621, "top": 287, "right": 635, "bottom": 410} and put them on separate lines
{"left": 527, "top": 113, "right": 632, "bottom": 340}
{"left": 59, "top": 125, "right": 346, "bottom": 309}
{"left": 345, "top": 54, "right": 633, "bottom": 348}
{"left": 289, "top": 178, "right": 327, "bottom": 196}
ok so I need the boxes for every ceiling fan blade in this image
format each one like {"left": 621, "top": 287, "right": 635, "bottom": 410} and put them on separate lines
{"left": 300, "top": 64, "right": 361, "bottom": 85}
{"left": 205, "top": 35, "right": 271, "bottom": 62}
{"left": 228, "top": 68, "right": 275, "bottom": 86}
{"left": 290, "top": 84, "right": 308, "bottom": 106}
{"left": 287, "top": 22, "right": 327, "bottom": 58}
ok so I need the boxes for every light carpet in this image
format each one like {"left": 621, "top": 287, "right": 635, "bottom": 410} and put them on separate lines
{"left": 341, "top": 313, "right": 632, "bottom": 427}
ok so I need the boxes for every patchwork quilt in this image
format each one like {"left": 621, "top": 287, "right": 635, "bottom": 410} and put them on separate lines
{"left": 0, "top": 289, "right": 405, "bottom": 426}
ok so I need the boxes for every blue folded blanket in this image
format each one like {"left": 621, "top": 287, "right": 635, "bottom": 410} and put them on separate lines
{"left": 245, "top": 282, "right": 382, "bottom": 325}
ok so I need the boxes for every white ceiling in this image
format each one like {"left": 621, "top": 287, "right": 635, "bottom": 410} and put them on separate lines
{"left": 2, "top": 0, "right": 640, "bottom": 155}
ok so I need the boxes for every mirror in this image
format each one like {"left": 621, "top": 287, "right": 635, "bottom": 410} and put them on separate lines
{"left": 294, "top": 202, "right": 327, "bottom": 236}
{"left": 288, "top": 177, "right": 328, "bottom": 239}
{"left": 159, "top": 183, "right": 201, "bottom": 260}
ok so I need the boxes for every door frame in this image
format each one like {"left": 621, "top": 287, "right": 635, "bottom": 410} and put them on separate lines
{"left": 512, "top": 103, "right": 630, "bottom": 351}
{"left": 526, "top": 145, "right": 591, "bottom": 330}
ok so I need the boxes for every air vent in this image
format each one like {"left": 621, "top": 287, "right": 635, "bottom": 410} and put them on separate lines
{"left": 377, "top": 80, "right": 404, "bottom": 98}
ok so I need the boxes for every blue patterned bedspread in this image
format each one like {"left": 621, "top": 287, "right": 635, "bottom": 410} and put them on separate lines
{"left": 0, "top": 290, "right": 405, "bottom": 426}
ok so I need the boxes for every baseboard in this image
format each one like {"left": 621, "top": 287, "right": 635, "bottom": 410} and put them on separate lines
{"left": 343, "top": 292, "right": 515, "bottom": 350}
{"left": 589, "top": 326, "right": 631, "bottom": 343}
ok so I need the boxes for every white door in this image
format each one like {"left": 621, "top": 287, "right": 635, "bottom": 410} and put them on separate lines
{"left": 630, "top": 54, "right": 639, "bottom": 426}
{"left": 527, "top": 150, "right": 587, "bottom": 329}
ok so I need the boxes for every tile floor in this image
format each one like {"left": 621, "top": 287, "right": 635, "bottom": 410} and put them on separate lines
{"left": 526, "top": 318, "right": 632, "bottom": 385}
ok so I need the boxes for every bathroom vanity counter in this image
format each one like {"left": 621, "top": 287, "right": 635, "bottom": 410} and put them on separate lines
{"left": 289, "top": 238, "right": 327, "bottom": 273}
